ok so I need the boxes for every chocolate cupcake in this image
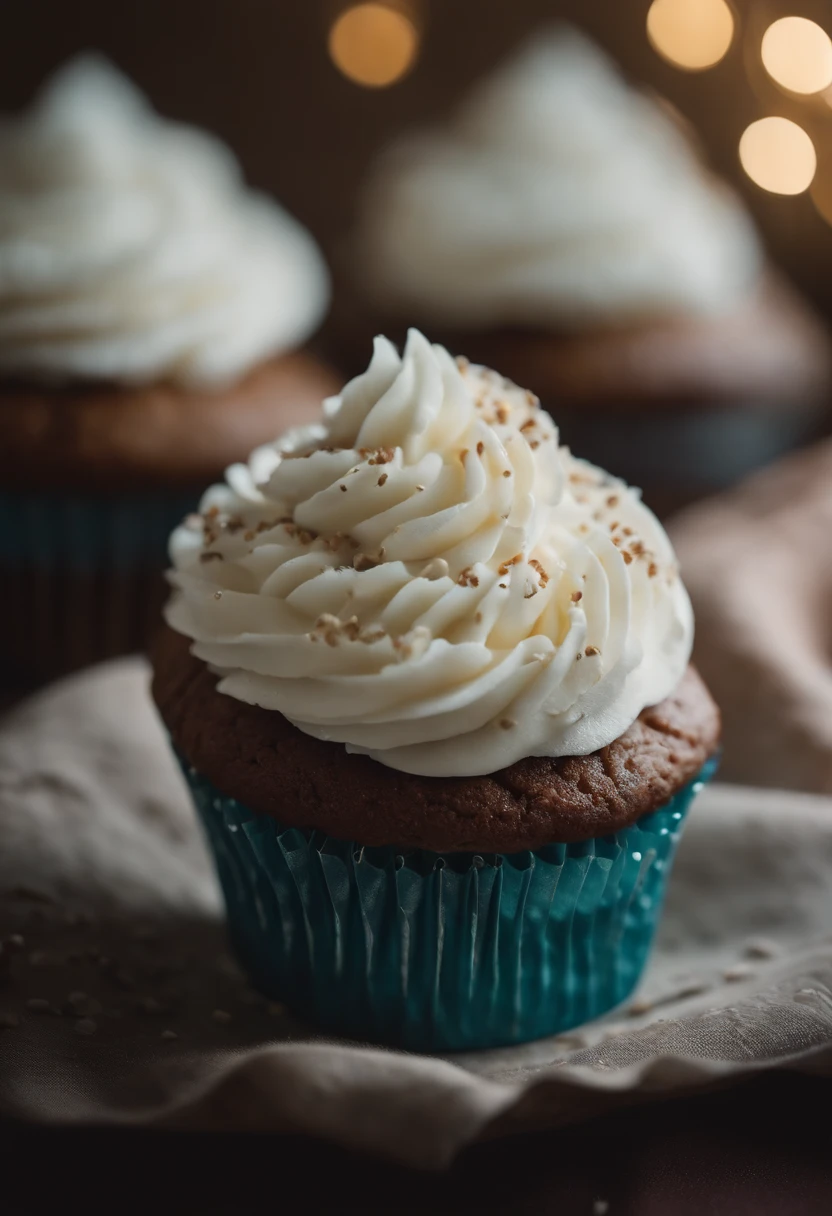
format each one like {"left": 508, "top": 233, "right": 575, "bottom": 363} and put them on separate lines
{"left": 343, "top": 28, "right": 829, "bottom": 516}
{"left": 154, "top": 329, "right": 719, "bottom": 1051}
{"left": 0, "top": 57, "right": 336, "bottom": 682}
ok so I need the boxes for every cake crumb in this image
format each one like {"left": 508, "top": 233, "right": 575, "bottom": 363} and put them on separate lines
{"left": 26, "top": 998, "right": 55, "bottom": 1015}
{"left": 161, "top": 1029, "right": 178, "bottom": 1041}
{"left": 723, "top": 964, "right": 754, "bottom": 982}
{"left": 744, "top": 938, "right": 779, "bottom": 960}
{"left": 28, "top": 950, "right": 56, "bottom": 968}
{"left": 212, "top": 1009, "right": 233, "bottom": 1025}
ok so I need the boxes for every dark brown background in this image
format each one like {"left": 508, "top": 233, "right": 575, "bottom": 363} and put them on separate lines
{"left": 4, "top": 1073, "right": 832, "bottom": 1214}
{"left": 1, "top": 0, "right": 831, "bottom": 319}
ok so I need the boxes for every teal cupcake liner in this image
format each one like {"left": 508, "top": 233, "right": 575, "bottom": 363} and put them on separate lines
{"left": 0, "top": 488, "right": 197, "bottom": 679}
{"left": 0, "top": 489, "right": 197, "bottom": 571}
{"left": 183, "top": 756, "right": 717, "bottom": 1053}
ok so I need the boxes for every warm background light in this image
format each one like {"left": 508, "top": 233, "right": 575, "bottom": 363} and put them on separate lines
{"left": 646, "top": 0, "right": 734, "bottom": 71}
{"left": 761, "top": 16, "right": 832, "bottom": 94}
{"left": 739, "top": 117, "right": 816, "bottom": 195}
{"left": 329, "top": 3, "right": 419, "bottom": 89}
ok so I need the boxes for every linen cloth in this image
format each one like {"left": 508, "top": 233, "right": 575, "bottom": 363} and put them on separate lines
{"left": 2, "top": 659, "right": 832, "bottom": 1169}
{"left": 670, "top": 437, "right": 832, "bottom": 794}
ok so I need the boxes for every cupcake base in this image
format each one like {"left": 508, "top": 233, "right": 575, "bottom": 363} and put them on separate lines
{"left": 0, "top": 353, "right": 341, "bottom": 684}
{"left": 0, "top": 489, "right": 196, "bottom": 683}
{"left": 182, "top": 757, "right": 716, "bottom": 1052}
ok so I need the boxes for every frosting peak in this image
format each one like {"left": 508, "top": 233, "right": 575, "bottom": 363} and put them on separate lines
{"left": 356, "top": 27, "right": 761, "bottom": 329}
{"left": 0, "top": 57, "right": 329, "bottom": 387}
{"left": 166, "top": 331, "right": 693, "bottom": 777}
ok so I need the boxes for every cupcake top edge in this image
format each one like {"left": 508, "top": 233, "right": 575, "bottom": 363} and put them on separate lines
{"left": 353, "top": 24, "right": 762, "bottom": 330}
{"left": 0, "top": 55, "right": 330, "bottom": 390}
{"left": 164, "top": 329, "right": 694, "bottom": 779}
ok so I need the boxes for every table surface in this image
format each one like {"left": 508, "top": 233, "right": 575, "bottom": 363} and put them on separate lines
{"left": 4, "top": 1072, "right": 831, "bottom": 1215}
{"left": 3, "top": 681, "right": 832, "bottom": 1213}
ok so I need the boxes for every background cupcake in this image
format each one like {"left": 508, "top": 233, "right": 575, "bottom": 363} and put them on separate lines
{"left": 0, "top": 56, "right": 336, "bottom": 683}
{"left": 153, "top": 329, "right": 720, "bottom": 1052}
{"left": 344, "top": 28, "right": 830, "bottom": 517}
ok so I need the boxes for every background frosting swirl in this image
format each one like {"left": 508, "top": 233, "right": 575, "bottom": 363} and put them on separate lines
{"left": 355, "top": 27, "right": 761, "bottom": 329}
{"left": 0, "top": 57, "right": 330, "bottom": 387}
{"left": 166, "top": 330, "right": 693, "bottom": 777}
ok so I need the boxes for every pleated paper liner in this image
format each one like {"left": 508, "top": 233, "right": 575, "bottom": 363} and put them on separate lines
{"left": 182, "top": 754, "right": 718, "bottom": 1052}
{"left": 0, "top": 489, "right": 197, "bottom": 683}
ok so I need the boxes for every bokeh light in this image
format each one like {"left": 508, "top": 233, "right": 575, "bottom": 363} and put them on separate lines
{"left": 328, "top": 3, "right": 419, "bottom": 89}
{"left": 739, "top": 117, "right": 816, "bottom": 195}
{"left": 646, "top": 0, "right": 735, "bottom": 71}
{"left": 761, "top": 17, "right": 832, "bottom": 94}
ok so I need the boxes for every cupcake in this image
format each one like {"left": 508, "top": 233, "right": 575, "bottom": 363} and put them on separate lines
{"left": 0, "top": 57, "right": 336, "bottom": 682}
{"left": 343, "top": 28, "right": 829, "bottom": 516}
{"left": 153, "top": 329, "right": 720, "bottom": 1052}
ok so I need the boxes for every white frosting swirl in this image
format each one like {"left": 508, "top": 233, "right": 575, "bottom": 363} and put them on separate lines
{"left": 356, "top": 27, "right": 761, "bottom": 328}
{"left": 166, "top": 330, "right": 693, "bottom": 777}
{"left": 0, "top": 57, "right": 329, "bottom": 387}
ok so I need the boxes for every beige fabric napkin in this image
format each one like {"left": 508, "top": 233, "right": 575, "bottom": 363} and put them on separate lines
{"left": 670, "top": 437, "right": 832, "bottom": 794}
{"left": 2, "top": 659, "right": 832, "bottom": 1169}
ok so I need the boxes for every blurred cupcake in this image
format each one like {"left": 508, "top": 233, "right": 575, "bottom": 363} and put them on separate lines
{"left": 345, "top": 28, "right": 829, "bottom": 516}
{"left": 153, "top": 329, "right": 720, "bottom": 1052}
{"left": 0, "top": 57, "right": 336, "bottom": 682}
